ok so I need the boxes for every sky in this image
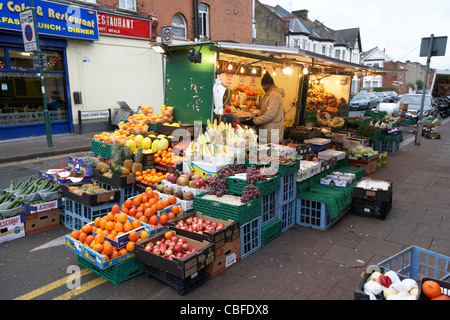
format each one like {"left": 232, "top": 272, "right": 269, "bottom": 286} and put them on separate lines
{"left": 260, "top": 0, "right": 450, "bottom": 70}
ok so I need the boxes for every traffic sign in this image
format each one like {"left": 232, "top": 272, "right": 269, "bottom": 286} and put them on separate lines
{"left": 161, "top": 26, "right": 172, "bottom": 44}
{"left": 20, "top": 9, "right": 37, "bottom": 52}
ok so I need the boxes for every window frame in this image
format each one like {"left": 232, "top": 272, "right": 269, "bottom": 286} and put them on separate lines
{"left": 198, "top": 3, "right": 210, "bottom": 39}
{"left": 118, "top": 0, "right": 136, "bottom": 11}
{"left": 172, "top": 13, "right": 188, "bottom": 39}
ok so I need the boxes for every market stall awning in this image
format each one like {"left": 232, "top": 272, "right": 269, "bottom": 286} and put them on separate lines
{"left": 159, "top": 41, "right": 401, "bottom": 77}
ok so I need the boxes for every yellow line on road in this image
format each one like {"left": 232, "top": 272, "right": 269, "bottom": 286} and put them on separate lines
{"left": 53, "top": 277, "right": 109, "bottom": 300}
{"left": 14, "top": 268, "right": 92, "bottom": 300}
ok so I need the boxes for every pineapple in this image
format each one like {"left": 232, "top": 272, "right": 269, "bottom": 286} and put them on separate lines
{"left": 82, "top": 155, "right": 99, "bottom": 168}
{"left": 109, "top": 165, "right": 123, "bottom": 176}
{"left": 132, "top": 147, "right": 143, "bottom": 174}
{"left": 123, "top": 146, "right": 134, "bottom": 172}
{"left": 110, "top": 143, "right": 124, "bottom": 167}
{"left": 96, "top": 162, "right": 110, "bottom": 174}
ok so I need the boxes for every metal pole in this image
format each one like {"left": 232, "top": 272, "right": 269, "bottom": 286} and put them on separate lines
{"left": 30, "top": 0, "right": 53, "bottom": 147}
{"left": 415, "top": 34, "right": 434, "bottom": 146}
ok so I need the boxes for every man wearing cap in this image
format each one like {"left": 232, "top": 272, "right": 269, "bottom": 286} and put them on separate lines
{"left": 252, "top": 72, "right": 285, "bottom": 144}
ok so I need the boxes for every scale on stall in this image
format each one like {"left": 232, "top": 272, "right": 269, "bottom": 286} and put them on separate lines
{"left": 112, "top": 101, "right": 137, "bottom": 125}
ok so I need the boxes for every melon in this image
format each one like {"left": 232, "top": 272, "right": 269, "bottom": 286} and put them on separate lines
{"left": 125, "top": 139, "right": 136, "bottom": 153}
{"left": 159, "top": 138, "right": 169, "bottom": 151}
{"left": 142, "top": 137, "right": 152, "bottom": 150}
{"left": 151, "top": 139, "right": 160, "bottom": 152}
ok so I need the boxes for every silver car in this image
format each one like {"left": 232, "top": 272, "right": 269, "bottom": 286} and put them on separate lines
{"left": 395, "top": 94, "right": 434, "bottom": 116}
{"left": 349, "top": 92, "right": 379, "bottom": 110}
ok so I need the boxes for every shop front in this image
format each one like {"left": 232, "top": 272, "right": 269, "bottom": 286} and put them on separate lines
{"left": 0, "top": 0, "right": 98, "bottom": 140}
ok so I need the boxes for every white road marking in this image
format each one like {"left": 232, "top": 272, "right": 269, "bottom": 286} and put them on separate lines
{"left": 31, "top": 235, "right": 67, "bottom": 252}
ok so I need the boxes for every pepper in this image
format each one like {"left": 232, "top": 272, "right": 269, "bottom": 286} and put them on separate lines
{"left": 379, "top": 274, "right": 392, "bottom": 288}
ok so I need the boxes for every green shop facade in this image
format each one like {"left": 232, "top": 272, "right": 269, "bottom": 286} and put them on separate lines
{"left": 159, "top": 41, "right": 387, "bottom": 128}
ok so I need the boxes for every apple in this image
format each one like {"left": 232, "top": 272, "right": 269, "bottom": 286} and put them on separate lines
{"left": 178, "top": 238, "right": 186, "bottom": 244}
{"left": 164, "top": 249, "right": 173, "bottom": 257}
{"left": 176, "top": 252, "right": 184, "bottom": 259}
{"left": 191, "top": 174, "right": 202, "bottom": 181}
{"left": 186, "top": 217, "right": 193, "bottom": 225}
{"left": 171, "top": 236, "right": 179, "bottom": 243}
{"left": 186, "top": 171, "right": 194, "bottom": 179}
{"left": 164, "top": 186, "right": 174, "bottom": 195}
{"left": 152, "top": 247, "right": 161, "bottom": 255}
{"left": 197, "top": 178, "right": 206, "bottom": 186}
{"left": 173, "top": 244, "right": 182, "bottom": 253}
{"left": 182, "top": 243, "right": 190, "bottom": 251}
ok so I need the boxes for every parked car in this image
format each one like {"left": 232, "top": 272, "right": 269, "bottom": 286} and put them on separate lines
{"left": 383, "top": 91, "right": 399, "bottom": 103}
{"left": 393, "top": 94, "right": 434, "bottom": 116}
{"left": 373, "top": 92, "right": 387, "bottom": 103}
{"left": 349, "top": 92, "right": 379, "bottom": 110}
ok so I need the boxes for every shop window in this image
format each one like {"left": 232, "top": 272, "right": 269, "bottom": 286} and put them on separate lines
{"left": 9, "top": 51, "right": 34, "bottom": 70}
{"left": 118, "top": 0, "right": 136, "bottom": 11}
{"left": 198, "top": 4, "right": 209, "bottom": 39}
{"left": 335, "top": 50, "right": 340, "bottom": 59}
{"left": 43, "top": 51, "right": 64, "bottom": 72}
{"left": 172, "top": 13, "right": 187, "bottom": 39}
{"left": 293, "top": 40, "right": 299, "bottom": 48}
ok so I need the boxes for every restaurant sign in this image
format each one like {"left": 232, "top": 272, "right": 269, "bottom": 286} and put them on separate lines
{"left": 0, "top": 0, "right": 99, "bottom": 41}
{"left": 97, "top": 12, "right": 150, "bottom": 40}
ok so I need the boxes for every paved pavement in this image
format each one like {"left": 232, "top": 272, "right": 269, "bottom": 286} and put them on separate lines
{"left": 1, "top": 119, "right": 450, "bottom": 300}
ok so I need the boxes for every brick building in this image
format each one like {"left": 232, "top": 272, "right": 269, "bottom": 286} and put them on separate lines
{"left": 139, "top": 0, "right": 254, "bottom": 43}
{"left": 383, "top": 61, "right": 407, "bottom": 94}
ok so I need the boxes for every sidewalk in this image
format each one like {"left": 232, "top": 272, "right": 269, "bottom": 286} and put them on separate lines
{"left": 0, "top": 132, "right": 93, "bottom": 164}
{"left": 1, "top": 120, "right": 449, "bottom": 300}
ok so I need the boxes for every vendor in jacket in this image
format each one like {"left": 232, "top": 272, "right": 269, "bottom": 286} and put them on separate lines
{"left": 253, "top": 72, "right": 285, "bottom": 144}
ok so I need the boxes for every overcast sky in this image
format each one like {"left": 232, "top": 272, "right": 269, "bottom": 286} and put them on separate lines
{"left": 260, "top": 0, "right": 450, "bottom": 70}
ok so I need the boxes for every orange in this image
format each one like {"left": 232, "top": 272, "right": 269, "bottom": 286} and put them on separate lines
{"left": 105, "top": 212, "right": 114, "bottom": 221}
{"left": 103, "top": 242, "right": 114, "bottom": 256}
{"left": 128, "top": 207, "right": 137, "bottom": 217}
{"left": 167, "top": 212, "right": 175, "bottom": 220}
{"left": 135, "top": 212, "right": 143, "bottom": 220}
{"left": 140, "top": 230, "right": 150, "bottom": 240}
{"left": 128, "top": 231, "right": 139, "bottom": 242}
{"left": 111, "top": 204, "right": 120, "bottom": 214}
{"left": 149, "top": 215, "right": 158, "bottom": 225}
{"left": 118, "top": 248, "right": 128, "bottom": 256}
{"left": 124, "top": 222, "right": 133, "bottom": 232}
{"left": 432, "top": 295, "right": 450, "bottom": 300}
{"left": 132, "top": 197, "right": 141, "bottom": 208}
{"left": 93, "top": 243, "right": 103, "bottom": 253}
{"left": 123, "top": 199, "right": 133, "bottom": 210}
{"left": 156, "top": 201, "right": 165, "bottom": 211}
{"left": 94, "top": 217, "right": 101, "bottom": 227}
{"left": 118, "top": 212, "right": 128, "bottom": 224}
{"left": 171, "top": 205, "right": 180, "bottom": 215}
{"left": 105, "top": 221, "right": 114, "bottom": 231}
{"left": 78, "top": 232, "right": 87, "bottom": 244}
{"left": 110, "top": 251, "right": 120, "bottom": 259}
{"left": 121, "top": 207, "right": 129, "bottom": 215}
{"left": 142, "top": 195, "right": 149, "bottom": 204}
{"left": 85, "top": 235, "right": 95, "bottom": 245}
{"left": 99, "top": 219, "right": 107, "bottom": 230}
{"left": 144, "top": 208, "right": 153, "bottom": 218}
{"left": 131, "top": 220, "right": 141, "bottom": 229}
{"left": 81, "top": 224, "right": 92, "bottom": 234}
{"left": 139, "top": 216, "right": 148, "bottom": 223}
{"left": 114, "top": 221, "right": 124, "bottom": 232}
{"left": 71, "top": 230, "right": 80, "bottom": 240}
{"left": 159, "top": 215, "right": 168, "bottom": 225}
{"left": 126, "top": 241, "right": 135, "bottom": 252}
{"left": 95, "top": 233, "right": 105, "bottom": 244}
{"left": 422, "top": 280, "right": 442, "bottom": 299}
{"left": 164, "top": 230, "right": 174, "bottom": 240}
{"left": 168, "top": 196, "right": 177, "bottom": 205}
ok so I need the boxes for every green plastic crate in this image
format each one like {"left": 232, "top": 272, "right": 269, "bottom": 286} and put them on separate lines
{"left": 345, "top": 117, "right": 371, "bottom": 127}
{"left": 380, "top": 134, "right": 403, "bottom": 142}
{"left": 273, "top": 161, "right": 300, "bottom": 177}
{"left": 364, "top": 110, "right": 387, "bottom": 119}
{"left": 261, "top": 219, "right": 282, "bottom": 247}
{"left": 400, "top": 118, "right": 417, "bottom": 125}
{"left": 193, "top": 192, "right": 261, "bottom": 225}
{"left": 77, "top": 255, "right": 145, "bottom": 285}
{"left": 92, "top": 139, "right": 112, "bottom": 158}
{"left": 226, "top": 175, "right": 280, "bottom": 197}
{"left": 357, "top": 126, "right": 382, "bottom": 141}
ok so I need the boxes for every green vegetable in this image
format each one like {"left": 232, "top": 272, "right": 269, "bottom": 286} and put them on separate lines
{"left": 3, "top": 198, "right": 22, "bottom": 210}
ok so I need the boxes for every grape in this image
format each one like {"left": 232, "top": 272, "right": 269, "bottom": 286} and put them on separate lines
{"left": 208, "top": 176, "right": 228, "bottom": 197}
{"left": 241, "top": 185, "right": 260, "bottom": 203}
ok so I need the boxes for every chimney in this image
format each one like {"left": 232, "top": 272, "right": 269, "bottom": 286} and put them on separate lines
{"left": 292, "top": 9, "right": 309, "bottom": 20}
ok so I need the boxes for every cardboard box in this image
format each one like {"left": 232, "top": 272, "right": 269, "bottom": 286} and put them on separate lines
{"left": 167, "top": 211, "right": 239, "bottom": 254}
{"left": 331, "top": 131, "right": 350, "bottom": 144}
{"left": 24, "top": 197, "right": 63, "bottom": 214}
{"left": 348, "top": 156, "right": 378, "bottom": 176}
{"left": 343, "top": 137, "right": 367, "bottom": 150}
{"left": 353, "top": 178, "right": 392, "bottom": 202}
{"left": 183, "top": 159, "right": 232, "bottom": 179}
{"left": 0, "top": 211, "right": 25, "bottom": 244}
{"left": 25, "top": 208, "right": 60, "bottom": 234}
{"left": 135, "top": 230, "right": 215, "bottom": 279}
{"left": 92, "top": 169, "right": 136, "bottom": 188}
{"left": 207, "top": 236, "right": 241, "bottom": 277}
{"left": 61, "top": 183, "right": 120, "bottom": 206}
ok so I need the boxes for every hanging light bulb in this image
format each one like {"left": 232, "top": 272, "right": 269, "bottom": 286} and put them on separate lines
{"left": 228, "top": 63, "right": 233, "bottom": 70}
{"left": 240, "top": 66, "right": 245, "bottom": 73}
{"left": 303, "top": 67, "right": 309, "bottom": 75}
{"left": 252, "top": 68, "right": 257, "bottom": 74}
{"left": 272, "top": 68, "right": 276, "bottom": 76}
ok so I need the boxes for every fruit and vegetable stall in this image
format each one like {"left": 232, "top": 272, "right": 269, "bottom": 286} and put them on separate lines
{"left": 0, "top": 104, "right": 448, "bottom": 299}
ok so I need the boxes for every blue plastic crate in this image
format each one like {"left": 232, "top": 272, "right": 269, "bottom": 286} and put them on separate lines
{"left": 277, "top": 173, "right": 297, "bottom": 204}
{"left": 240, "top": 216, "right": 262, "bottom": 260}
{"left": 64, "top": 198, "right": 118, "bottom": 230}
{"left": 377, "top": 246, "right": 450, "bottom": 281}
{"left": 311, "top": 144, "right": 328, "bottom": 152}
{"left": 296, "top": 197, "right": 348, "bottom": 231}
{"left": 277, "top": 198, "right": 296, "bottom": 232}
{"left": 261, "top": 191, "right": 278, "bottom": 226}
{"left": 94, "top": 180, "right": 138, "bottom": 205}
